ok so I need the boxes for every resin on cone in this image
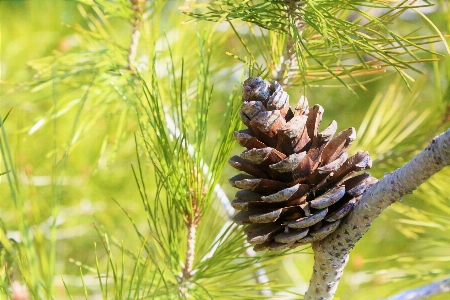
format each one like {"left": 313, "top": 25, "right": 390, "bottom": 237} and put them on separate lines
{"left": 229, "top": 77, "right": 377, "bottom": 251}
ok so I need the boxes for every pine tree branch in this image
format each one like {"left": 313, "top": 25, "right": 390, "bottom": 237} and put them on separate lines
{"left": 385, "top": 277, "right": 450, "bottom": 300}
{"left": 304, "top": 128, "right": 450, "bottom": 299}
{"left": 164, "top": 112, "right": 272, "bottom": 295}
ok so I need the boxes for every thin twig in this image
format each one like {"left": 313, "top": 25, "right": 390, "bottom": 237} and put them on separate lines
{"left": 305, "top": 128, "right": 450, "bottom": 299}
{"left": 385, "top": 277, "right": 450, "bottom": 300}
{"left": 127, "top": 0, "right": 143, "bottom": 71}
{"left": 182, "top": 213, "right": 198, "bottom": 280}
{"left": 179, "top": 222, "right": 197, "bottom": 296}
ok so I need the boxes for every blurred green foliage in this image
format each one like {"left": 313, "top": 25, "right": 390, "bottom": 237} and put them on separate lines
{"left": 0, "top": 0, "right": 450, "bottom": 299}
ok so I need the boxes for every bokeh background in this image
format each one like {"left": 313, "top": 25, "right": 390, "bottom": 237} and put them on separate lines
{"left": 1, "top": 0, "right": 450, "bottom": 299}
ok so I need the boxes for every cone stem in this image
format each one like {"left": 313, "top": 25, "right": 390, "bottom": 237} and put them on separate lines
{"left": 305, "top": 128, "right": 450, "bottom": 299}
{"left": 273, "top": 1, "right": 306, "bottom": 86}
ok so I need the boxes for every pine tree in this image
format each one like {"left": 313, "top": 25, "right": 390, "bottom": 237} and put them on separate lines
{"left": 1, "top": 0, "right": 450, "bottom": 299}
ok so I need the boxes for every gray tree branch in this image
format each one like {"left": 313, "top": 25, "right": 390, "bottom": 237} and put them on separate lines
{"left": 304, "top": 128, "right": 450, "bottom": 299}
{"left": 385, "top": 277, "right": 450, "bottom": 300}
{"left": 386, "top": 278, "right": 450, "bottom": 300}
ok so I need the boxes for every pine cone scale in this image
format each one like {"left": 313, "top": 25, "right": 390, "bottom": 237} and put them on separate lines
{"left": 234, "top": 130, "right": 267, "bottom": 149}
{"left": 275, "top": 228, "right": 309, "bottom": 244}
{"left": 309, "top": 219, "right": 341, "bottom": 239}
{"left": 249, "top": 208, "right": 284, "bottom": 223}
{"left": 260, "top": 184, "right": 299, "bottom": 202}
{"left": 306, "top": 105, "right": 323, "bottom": 139}
{"left": 288, "top": 208, "right": 328, "bottom": 229}
{"left": 309, "top": 186, "right": 346, "bottom": 209}
{"left": 228, "top": 156, "right": 270, "bottom": 178}
{"left": 247, "top": 224, "right": 284, "bottom": 244}
{"left": 325, "top": 198, "right": 357, "bottom": 222}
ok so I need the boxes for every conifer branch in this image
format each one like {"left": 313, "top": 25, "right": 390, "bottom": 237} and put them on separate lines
{"left": 164, "top": 112, "right": 273, "bottom": 295}
{"left": 305, "top": 128, "right": 450, "bottom": 299}
{"left": 384, "top": 277, "right": 450, "bottom": 300}
{"left": 186, "top": 0, "right": 444, "bottom": 87}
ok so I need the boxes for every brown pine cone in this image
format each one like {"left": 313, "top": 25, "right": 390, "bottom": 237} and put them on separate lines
{"left": 229, "top": 77, "right": 377, "bottom": 251}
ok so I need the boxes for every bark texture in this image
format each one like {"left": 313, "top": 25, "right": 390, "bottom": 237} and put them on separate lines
{"left": 305, "top": 128, "right": 450, "bottom": 299}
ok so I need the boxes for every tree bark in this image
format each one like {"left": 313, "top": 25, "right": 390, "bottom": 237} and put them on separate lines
{"left": 304, "top": 128, "right": 450, "bottom": 299}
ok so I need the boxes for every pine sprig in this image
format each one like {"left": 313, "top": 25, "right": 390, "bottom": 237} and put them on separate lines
{"left": 186, "top": 0, "right": 447, "bottom": 88}
{"left": 120, "top": 32, "right": 279, "bottom": 296}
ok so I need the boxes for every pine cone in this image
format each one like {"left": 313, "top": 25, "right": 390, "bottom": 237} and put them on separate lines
{"left": 229, "top": 77, "right": 377, "bottom": 251}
